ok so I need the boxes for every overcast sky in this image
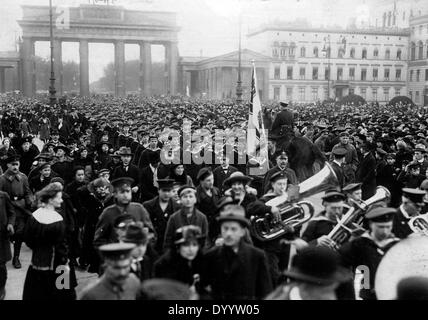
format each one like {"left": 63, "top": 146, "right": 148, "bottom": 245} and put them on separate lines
{"left": 0, "top": 0, "right": 370, "bottom": 82}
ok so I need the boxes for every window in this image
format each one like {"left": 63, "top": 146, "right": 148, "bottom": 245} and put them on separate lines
{"left": 349, "top": 67, "right": 355, "bottom": 80}
{"left": 362, "top": 48, "right": 367, "bottom": 59}
{"left": 361, "top": 69, "right": 367, "bottom": 81}
{"left": 360, "top": 88, "right": 367, "bottom": 99}
{"left": 272, "top": 48, "right": 279, "bottom": 57}
{"left": 373, "top": 68, "right": 378, "bottom": 81}
{"left": 274, "top": 67, "right": 281, "bottom": 80}
{"left": 418, "top": 42, "right": 423, "bottom": 59}
{"left": 287, "top": 66, "right": 293, "bottom": 80}
{"left": 388, "top": 12, "right": 391, "bottom": 26}
{"left": 289, "top": 44, "right": 295, "bottom": 57}
{"left": 384, "top": 68, "right": 390, "bottom": 81}
{"left": 417, "top": 70, "right": 420, "bottom": 81}
{"left": 299, "top": 87, "right": 305, "bottom": 101}
{"left": 280, "top": 48, "right": 286, "bottom": 57}
{"left": 425, "top": 69, "right": 428, "bottom": 81}
{"left": 313, "top": 47, "right": 319, "bottom": 57}
{"left": 312, "top": 67, "right": 318, "bottom": 80}
{"left": 350, "top": 48, "right": 355, "bottom": 58}
{"left": 395, "top": 88, "right": 401, "bottom": 96}
{"left": 299, "top": 67, "right": 306, "bottom": 80}
{"left": 410, "top": 43, "right": 416, "bottom": 60}
{"left": 349, "top": 88, "right": 354, "bottom": 95}
{"left": 397, "top": 49, "right": 402, "bottom": 60}
{"left": 385, "top": 49, "right": 390, "bottom": 60}
{"left": 416, "top": 91, "right": 420, "bottom": 103}
{"left": 383, "top": 87, "right": 390, "bottom": 101}
{"left": 338, "top": 48, "right": 344, "bottom": 58}
{"left": 410, "top": 70, "right": 413, "bottom": 81}
{"left": 325, "top": 68, "right": 330, "bottom": 80}
{"left": 372, "top": 88, "right": 378, "bottom": 100}
{"left": 373, "top": 48, "right": 379, "bottom": 58}
{"left": 274, "top": 87, "right": 281, "bottom": 100}
{"left": 393, "top": 13, "right": 396, "bottom": 25}
{"left": 300, "top": 47, "right": 306, "bottom": 57}
{"left": 286, "top": 87, "right": 293, "bottom": 100}
{"left": 337, "top": 67, "right": 343, "bottom": 80}
{"left": 311, "top": 87, "right": 318, "bottom": 100}
{"left": 396, "top": 69, "right": 401, "bottom": 80}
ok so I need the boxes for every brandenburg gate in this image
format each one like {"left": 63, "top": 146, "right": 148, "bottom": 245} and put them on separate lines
{"left": 18, "top": 4, "right": 180, "bottom": 96}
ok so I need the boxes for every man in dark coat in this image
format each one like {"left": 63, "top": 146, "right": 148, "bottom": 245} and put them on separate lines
{"left": 51, "top": 145, "right": 74, "bottom": 184}
{"left": 111, "top": 147, "right": 141, "bottom": 201}
{"left": 140, "top": 151, "right": 160, "bottom": 202}
{"left": 330, "top": 147, "right": 347, "bottom": 190}
{"left": 17, "top": 136, "right": 39, "bottom": 176}
{"left": 393, "top": 188, "right": 426, "bottom": 239}
{"left": 143, "top": 179, "right": 179, "bottom": 254}
{"left": 271, "top": 102, "right": 295, "bottom": 137}
{"left": 355, "top": 142, "right": 377, "bottom": 200}
{"left": 0, "top": 154, "right": 32, "bottom": 269}
{"left": 262, "top": 150, "right": 298, "bottom": 194}
{"left": 0, "top": 190, "right": 16, "bottom": 300}
{"left": 212, "top": 155, "right": 238, "bottom": 193}
{"left": 203, "top": 204, "right": 272, "bottom": 300}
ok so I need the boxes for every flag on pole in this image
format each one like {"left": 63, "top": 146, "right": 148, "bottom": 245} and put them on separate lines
{"left": 247, "top": 62, "right": 269, "bottom": 176}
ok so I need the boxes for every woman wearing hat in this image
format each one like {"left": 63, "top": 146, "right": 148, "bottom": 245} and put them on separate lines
{"left": 22, "top": 182, "right": 76, "bottom": 300}
{"left": 167, "top": 164, "right": 194, "bottom": 188}
{"left": 154, "top": 225, "right": 206, "bottom": 293}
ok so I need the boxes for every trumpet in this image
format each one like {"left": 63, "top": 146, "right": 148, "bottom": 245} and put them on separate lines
{"left": 408, "top": 214, "right": 428, "bottom": 236}
{"left": 327, "top": 186, "right": 390, "bottom": 249}
{"left": 250, "top": 162, "right": 338, "bottom": 242}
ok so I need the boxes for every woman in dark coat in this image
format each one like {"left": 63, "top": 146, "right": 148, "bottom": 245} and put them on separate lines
{"left": 167, "top": 164, "right": 194, "bottom": 187}
{"left": 22, "top": 182, "right": 76, "bottom": 300}
{"left": 153, "top": 225, "right": 207, "bottom": 297}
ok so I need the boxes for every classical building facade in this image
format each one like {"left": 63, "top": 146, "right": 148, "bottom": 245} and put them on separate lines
{"left": 245, "top": 25, "right": 409, "bottom": 103}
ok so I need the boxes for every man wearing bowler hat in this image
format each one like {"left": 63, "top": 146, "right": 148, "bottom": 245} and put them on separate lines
{"left": 339, "top": 207, "right": 399, "bottom": 300}
{"left": 0, "top": 154, "right": 31, "bottom": 269}
{"left": 94, "top": 177, "right": 155, "bottom": 248}
{"left": 394, "top": 188, "right": 426, "bottom": 239}
{"left": 266, "top": 246, "right": 350, "bottom": 300}
{"left": 143, "top": 179, "right": 179, "bottom": 253}
{"left": 203, "top": 204, "right": 272, "bottom": 300}
{"left": 78, "top": 243, "right": 140, "bottom": 300}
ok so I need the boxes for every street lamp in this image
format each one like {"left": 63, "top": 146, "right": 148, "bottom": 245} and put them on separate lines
{"left": 48, "top": 0, "right": 57, "bottom": 107}
{"left": 322, "top": 35, "right": 331, "bottom": 100}
{"left": 236, "top": 9, "right": 243, "bottom": 104}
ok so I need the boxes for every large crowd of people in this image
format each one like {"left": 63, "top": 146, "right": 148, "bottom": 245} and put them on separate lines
{"left": 0, "top": 92, "right": 427, "bottom": 301}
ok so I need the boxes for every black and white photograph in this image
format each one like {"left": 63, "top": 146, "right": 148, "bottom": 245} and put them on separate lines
{"left": 0, "top": 0, "right": 428, "bottom": 305}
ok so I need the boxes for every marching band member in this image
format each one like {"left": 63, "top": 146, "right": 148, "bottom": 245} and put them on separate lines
{"left": 342, "top": 183, "right": 363, "bottom": 207}
{"left": 339, "top": 207, "right": 400, "bottom": 300}
{"left": 393, "top": 188, "right": 426, "bottom": 239}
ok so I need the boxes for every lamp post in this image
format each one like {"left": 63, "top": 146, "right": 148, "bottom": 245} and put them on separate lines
{"left": 48, "top": 0, "right": 56, "bottom": 107}
{"left": 322, "top": 35, "right": 331, "bottom": 100}
{"left": 236, "top": 10, "right": 243, "bottom": 104}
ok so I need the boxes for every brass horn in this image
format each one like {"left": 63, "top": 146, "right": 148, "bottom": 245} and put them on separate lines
{"left": 250, "top": 162, "right": 339, "bottom": 242}
{"left": 408, "top": 214, "right": 428, "bottom": 236}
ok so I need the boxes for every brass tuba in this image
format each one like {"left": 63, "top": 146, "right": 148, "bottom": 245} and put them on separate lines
{"left": 327, "top": 186, "right": 391, "bottom": 249}
{"left": 408, "top": 214, "right": 428, "bottom": 236}
{"left": 250, "top": 162, "right": 339, "bottom": 242}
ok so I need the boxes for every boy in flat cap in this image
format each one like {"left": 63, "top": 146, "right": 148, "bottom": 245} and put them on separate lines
{"left": 78, "top": 243, "right": 140, "bottom": 300}
{"left": 394, "top": 188, "right": 426, "bottom": 239}
{"left": 163, "top": 186, "right": 208, "bottom": 251}
{"left": 143, "top": 179, "right": 180, "bottom": 254}
{"left": 339, "top": 207, "right": 399, "bottom": 300}
{"left": 93, "top": 177, "right": 155, "bottom": 249}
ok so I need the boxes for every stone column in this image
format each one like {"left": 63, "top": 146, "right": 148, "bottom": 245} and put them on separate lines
{"left": 168, "top": 42, "right": 178, "bottom": 95}
{"left": 21, "top": 37, "right": 34, "bottom": 96}
{"left": 139, "top": 42, "right": 151, "bottom": 96}
{"left": 0, "top": 68, "right": 5, "bottom": 93}
{"left": 79, "top": 39, "right": 89, "bottom": 97}
{"left": 114, "top": 40, "right": 125, "bottom": 96}
{"left": 53, "top": 39, "right": 63, "bottom": 96}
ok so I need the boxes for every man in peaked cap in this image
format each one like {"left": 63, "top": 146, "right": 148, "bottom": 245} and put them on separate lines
{"left": 0, "top": 154, "right": 31, "bottom": 269}
{"left": 342, "top": 182, "right": 363, "bottom": 206}
{"left": 94, "top": 177, "right": 155, "bottom": 248}
{"left": 339, "top": 206, "right": 399, "bottom": 300}
{"left": 271, "top": 101, "right": 295, "bottom": 137}
{"left": 78, "top": 243, "right": 140, "bottom": 300}
{"left": 393, "top": 188, "right": 426, "bottom": 239}
{"left": 111, "top": 147, "right": 141, "bottom": 201}
{"left": 263, "top": 150, "right": 298, "bottom": 194}
{"left": 330, "top": 131, "right": 359, "bottom": 184}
